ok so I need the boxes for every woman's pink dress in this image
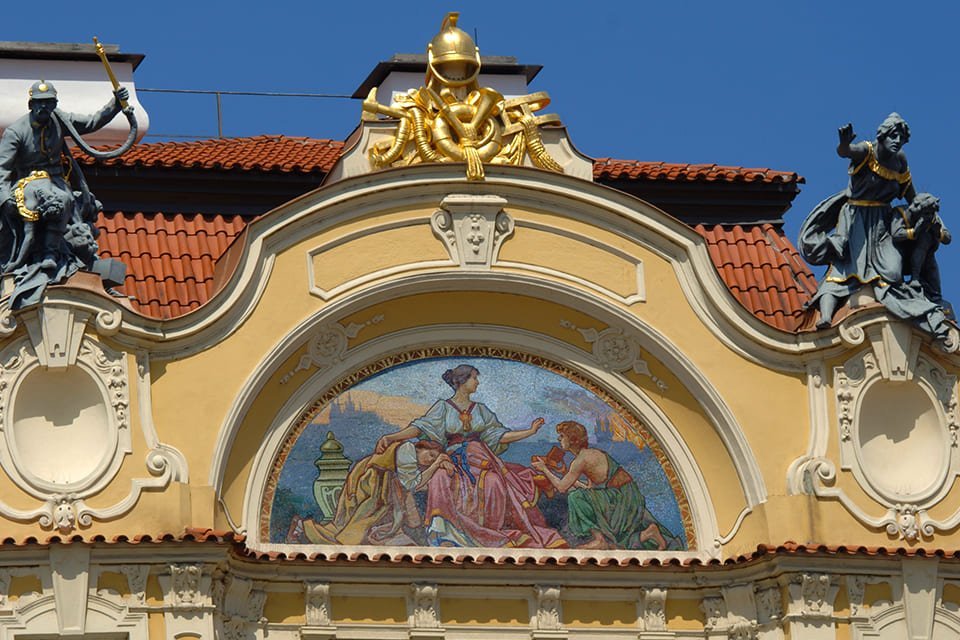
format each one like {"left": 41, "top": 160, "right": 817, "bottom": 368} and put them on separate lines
{"left": 411, "top": 399, "right": 566, "bottom": 548}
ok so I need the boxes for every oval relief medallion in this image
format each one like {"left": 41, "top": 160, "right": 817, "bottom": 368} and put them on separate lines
{"left": 856, "top": 380, "right": 948, "bottom": 501}
{"left": 10, "top": 366, "right": 112, "bottom": 489}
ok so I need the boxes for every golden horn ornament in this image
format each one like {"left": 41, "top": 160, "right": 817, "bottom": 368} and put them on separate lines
{"left": 468, "top": 88, "right": 503, "bottom": 130}
{"left": 93, "top": 37, "right": 128, "bottom": 109}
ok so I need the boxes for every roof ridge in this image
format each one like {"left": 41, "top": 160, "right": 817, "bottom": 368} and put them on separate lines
{"left": 592, "top": 158, "right": 801, "bottom": 183}
{"left": 84, "top": 137, "right": 799, "bottom": 183}
{"left": 132, "top": 134, "right": 343, "bottom": 147}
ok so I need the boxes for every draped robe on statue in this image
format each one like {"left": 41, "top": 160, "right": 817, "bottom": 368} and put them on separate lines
{"left": 412, "top": 400, "right": 566, "bottom": 548}
{"left": 799, "top": 142, "right": 951, "bottom": 337}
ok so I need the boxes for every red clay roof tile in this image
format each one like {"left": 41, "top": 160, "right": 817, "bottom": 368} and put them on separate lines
{"left": 760, "top": 264, "right": 779, "bottom": 290}
{"left": 593, "top": 158, "right": 802, "bottom": 184}
{"left": 4, "top": 531, "right": 952, "bottom": 569}
{"left": 96, "top": 212, "right": 248, "bottom": 319}
{"left": 82, "top": 136, "right": 803, "bottom": 185}
{"left": 0, "top": 529, "right": 243, "bottom": 547}
{"left": 235, "top": 542, "right": 960, "bottom": 566}
{"left": 79, "top": 136, "right": 345, "bottom": 174}
{"left": 693, "top": 223, "right": 816, "bottom": 331}
{"left": 715, "top": 238, "right": 735, "bottom": 268}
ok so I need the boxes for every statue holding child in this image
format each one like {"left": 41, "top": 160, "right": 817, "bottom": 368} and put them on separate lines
{"left": 799, "top": 113, "right": 954, "bottom": 343}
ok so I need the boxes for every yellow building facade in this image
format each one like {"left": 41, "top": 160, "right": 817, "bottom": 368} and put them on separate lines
{"left": 0, "top": 15, "right": 957, "bottom": 640}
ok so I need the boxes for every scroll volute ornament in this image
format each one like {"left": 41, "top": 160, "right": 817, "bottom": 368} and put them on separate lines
{"left": 362, "top": 12, "right": 564, "bottom": 180}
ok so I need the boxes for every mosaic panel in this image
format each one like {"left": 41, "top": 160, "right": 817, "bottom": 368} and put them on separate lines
{"left": 264, "top": 348, "right": 692, "bottom": 551}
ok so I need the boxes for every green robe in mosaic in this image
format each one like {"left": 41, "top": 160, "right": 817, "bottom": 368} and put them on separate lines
{"left": 567, "top": 452, "right": 679, "bottom": 550}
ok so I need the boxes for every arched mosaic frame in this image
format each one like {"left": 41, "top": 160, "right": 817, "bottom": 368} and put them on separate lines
{"left": 260, "top": 345, "right": 696, "bottom": 551}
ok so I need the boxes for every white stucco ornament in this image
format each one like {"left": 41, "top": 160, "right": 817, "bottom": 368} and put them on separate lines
{"left": 431, "top": 194, "right": 514, "bottom": 270}
{"left": 560, "top": 319, "right": 667, "bottom": 391}
{"left": 0, "top": 317, "right": 178, "bottom": 532}
{"left": 794, "top": 320, "right": 960, "bottom": 541}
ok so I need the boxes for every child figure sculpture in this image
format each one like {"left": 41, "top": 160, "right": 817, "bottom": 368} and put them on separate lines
{"left": 893, "top": 193, "right": 951, "bottom": 307}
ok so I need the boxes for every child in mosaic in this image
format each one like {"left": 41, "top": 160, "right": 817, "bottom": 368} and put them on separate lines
{"left": 286, "top": 439, "right": 453, "bottom": 546}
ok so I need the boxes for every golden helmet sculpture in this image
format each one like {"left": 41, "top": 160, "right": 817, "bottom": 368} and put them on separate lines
{"left": 362, "top": 12, "right": 564, "bottom": 181}
{"left": 427, "top": 13, "right": 481, "bottom": 89}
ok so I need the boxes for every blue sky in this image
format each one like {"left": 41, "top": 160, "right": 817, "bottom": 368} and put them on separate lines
{"left": 11, "top": 1, "right": 960, "bottom": 306}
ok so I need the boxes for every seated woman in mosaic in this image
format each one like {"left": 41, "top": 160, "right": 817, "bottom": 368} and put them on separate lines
{"left": 375, "top": 364, "right": 566, "bottom": 549}
{"left": 286, "top": 439, "right": 453, "bottom": 546}
{"left": 532, "top": 421, "right": 681, "bottom": 550}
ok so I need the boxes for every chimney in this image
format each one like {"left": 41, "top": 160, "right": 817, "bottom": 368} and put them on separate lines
{"left": 0, "top": 41, "right": 150, "bottom": 145}
{"left": 352, "top": 54, "right": 542, "bottom": 106}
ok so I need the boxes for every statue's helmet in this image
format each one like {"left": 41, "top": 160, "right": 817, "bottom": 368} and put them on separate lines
{"left": 28, "top": 80, "right": 58, "bottom": 101}
{"left": 427, "top": 13, "right": 481, "bottom": 88}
